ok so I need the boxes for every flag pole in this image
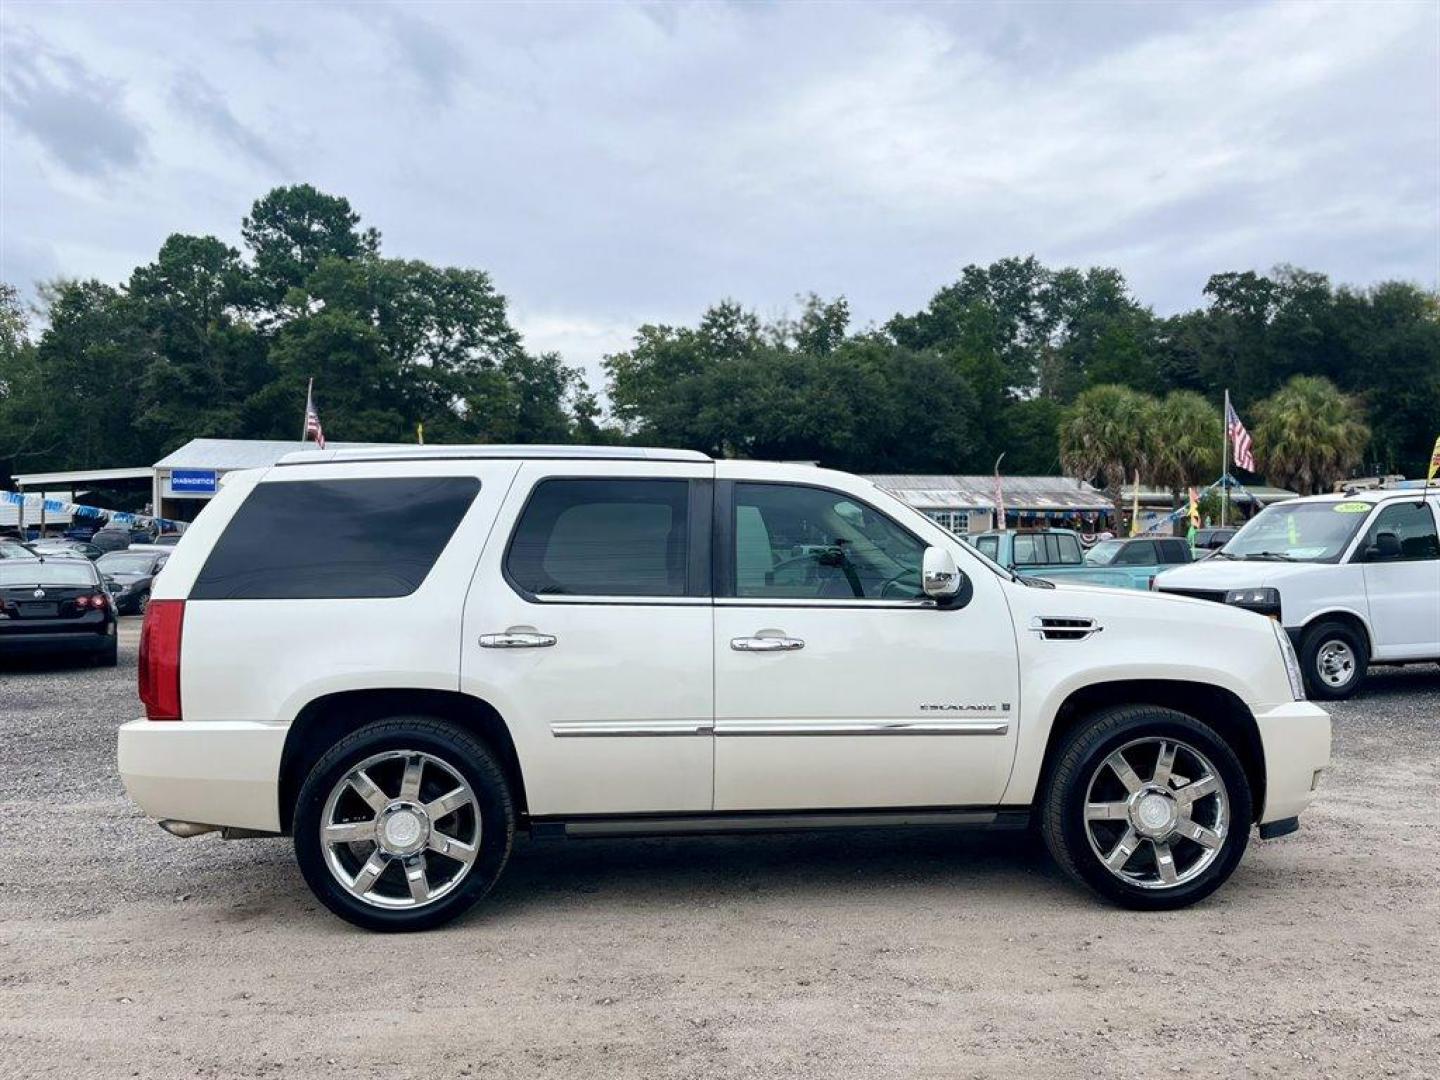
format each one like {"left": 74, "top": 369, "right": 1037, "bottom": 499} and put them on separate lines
{"left": 1220, "top": 389, "right": 1230, "bottom": 528}
{"left": 302, "top": 378, "right": 313, "bottom": 444}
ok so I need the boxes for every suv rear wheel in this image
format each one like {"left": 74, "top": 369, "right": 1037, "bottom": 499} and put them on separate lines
{"left": 1040, "top": 705, "right": 1252, "bottom": 910}
{"left": 293, "top": 717, "right": 514, "bottom": 931}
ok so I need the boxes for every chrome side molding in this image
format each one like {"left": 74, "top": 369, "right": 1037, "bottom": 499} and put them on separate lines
{"left": 715, "top": 718, "right": 1009, "bottom": 736}
{"left": 550, "top": 720, "right": 714, "bottom": 738}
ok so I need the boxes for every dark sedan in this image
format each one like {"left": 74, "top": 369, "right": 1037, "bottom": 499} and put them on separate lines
{"left": 95, "top": 549, "right": 169, "bottom": 614}
{"left": 0, "top": 556, "right": 118, "bottom": 666}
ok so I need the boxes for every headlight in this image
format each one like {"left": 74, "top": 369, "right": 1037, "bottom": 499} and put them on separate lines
{"left": 1225, "top": 587, "right": 1281, "bottom": 616}
{"left": 1273, "top": 619, "right": 1306, "bottom": 701}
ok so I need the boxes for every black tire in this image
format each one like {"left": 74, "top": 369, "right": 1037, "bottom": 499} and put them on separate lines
{"left": 293, "top": 717, "right": 514, "bottom": 931}
{"left": 135, "top": 591, "right": 150, "bottom": 616}
{"left": 1040, "top": 705, "right": 1253, "bottom": 911}
{"left": 1299, "top": 620, "right": 1368, "bottom": 700}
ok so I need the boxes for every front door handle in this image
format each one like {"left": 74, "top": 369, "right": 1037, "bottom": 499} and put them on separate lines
{"left": 730, "top": 636, "right": 805, "bottom": 652}
{"left": 479, "top": 632, "right": 557, "bottom": 649}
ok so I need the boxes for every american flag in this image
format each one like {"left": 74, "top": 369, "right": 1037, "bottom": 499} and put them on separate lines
{"left": 303, "top": 380, "right": 326, "bottom": 450}
{"left": 1226, "top": 398, "right": 1254, "bottom": 472}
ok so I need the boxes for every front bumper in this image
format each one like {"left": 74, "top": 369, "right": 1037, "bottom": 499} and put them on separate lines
{"left": 117, "top": 718, "right": 288, "bottom": 833}
{"left": 1252, "top": 700, "right": 1331, "bottom": 825}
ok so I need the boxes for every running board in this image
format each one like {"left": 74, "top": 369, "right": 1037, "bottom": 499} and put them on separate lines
{"left": 529, "top": 808, "right": 1030, "bottom": 840}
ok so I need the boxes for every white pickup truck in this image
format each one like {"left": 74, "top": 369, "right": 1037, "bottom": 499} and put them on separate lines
{"left": 118, "top": 446, "right": 1330, "bottom": 930}
{"left": 1156, "top": 488, "right": 1440, "bottom": 699}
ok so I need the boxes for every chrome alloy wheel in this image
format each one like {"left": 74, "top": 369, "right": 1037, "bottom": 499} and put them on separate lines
{"left": 1316, "top": 640, "right": 1357, "bottom": 689}
{"left": 320, "top": 750, "right": 481, "bottom": 909}
{"left": 1083, "top": 737, "right": 1229, "bottom": 890}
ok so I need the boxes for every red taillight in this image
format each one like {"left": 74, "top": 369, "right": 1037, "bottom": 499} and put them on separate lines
{"left": 139, "top": 599, "right": 184, "bottom": 721}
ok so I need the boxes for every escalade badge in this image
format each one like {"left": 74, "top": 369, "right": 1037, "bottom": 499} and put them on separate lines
{"left": 920, "top": 702, "right": 1012, "bottom": 713}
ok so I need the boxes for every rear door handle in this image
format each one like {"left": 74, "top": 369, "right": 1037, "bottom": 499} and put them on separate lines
{"left": 730, "top": 636, "right": 805, "bottom": 652}
{"left": 479, "top": 632, "right": 557, "bottom": 649}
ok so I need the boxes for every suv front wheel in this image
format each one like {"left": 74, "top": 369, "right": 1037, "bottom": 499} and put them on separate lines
{"left": 293, "top": 717, "right": 515, "bottom": 931}
{"left": 1040, "top": 706, "right": 1252, "bottom": 910}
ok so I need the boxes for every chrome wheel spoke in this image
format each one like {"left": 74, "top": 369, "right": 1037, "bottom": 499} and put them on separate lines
{"left": 426, "top": 787, "right": 471, "bottom": 821}
{"left": 1105, "top": 751, "right": 1143, "bottom": 794}
{"left": 1104, "top": 827, "right": 1140, "bottom": 871}
{"left": 1175, "top": 774, "right": 1218, "bottom": 807}
{"left": 351, "top": 850, "right": 388, "bottom": 895}
{"left": 428, "top": 831, "right": 477, "bottom": 865}
{"left": 1086, "top": 801, "right": 1130, "bottom": 821}
{"left": 1152, "top": 741, "right": 1176, "bottom": 787}
{"left": 1173, "top": 817, "right": 1222, "bottom": 849}
{"left": 399, "top": 755, "right": 424, "bottom": 801}
{"left": 1153, "top": 841, "right": 1179, "bottom": 885}
{"left": 404, "top": 856, "right": 429, "bottom": 903}
{"left": 348, "top": 769, "right": 390, "bottom": 814}
{"left": 324, "top": 821, "right": 374, "bottom": 845}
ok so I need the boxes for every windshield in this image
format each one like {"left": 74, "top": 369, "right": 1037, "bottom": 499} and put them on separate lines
{"left": 1085, "top": 539, "right": 1123, "bottom": 565}
{"left": 1222, "top": 501, "right": 1371, "bottom": 562}
{"left": 97, "top": 553, "right": 157, "bottom": 573}
{"left": 0, "top": 561, "right": 96, "bottom": 586}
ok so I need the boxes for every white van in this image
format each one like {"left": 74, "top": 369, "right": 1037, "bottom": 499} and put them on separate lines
{"left": 117, "top": 445, "right": 1329, "bottom": 930}
{"left": 1156, "top": 488, "right": 1440, "bottom": 699}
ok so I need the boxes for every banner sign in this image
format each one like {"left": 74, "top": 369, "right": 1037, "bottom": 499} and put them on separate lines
{"left": 169, "top": 468, "right": 217, "bottom": 495}
{"left": 1, "top": 490, "right": 186, "bottom": 533}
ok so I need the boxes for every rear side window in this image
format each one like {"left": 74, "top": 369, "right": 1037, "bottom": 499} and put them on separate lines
{"left": 192, "top": 477, "right": 480, "bottom": 600}
{"left": 506, "top": 479, "right": 689, "bottom": 597}
{"left": 976, "top": 536, "right": 999, "bottom": 559}
{"left": 1116, "top": 540, "right": 1156, "bottom": 565}
{"left": 1051, "top": 534, "right": 1082, "bottom": 564}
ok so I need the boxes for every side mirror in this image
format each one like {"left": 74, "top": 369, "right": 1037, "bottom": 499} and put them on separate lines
{"left": 922, "top": 546, "right": 963, "bottom": 599}
{"left": 1368, "top": 532, "right": 1402, "bottom": 561}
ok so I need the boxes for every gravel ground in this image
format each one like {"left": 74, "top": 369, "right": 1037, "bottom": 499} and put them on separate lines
{"left": 1, "top": 621, "right": 1437, "bottom": 1079}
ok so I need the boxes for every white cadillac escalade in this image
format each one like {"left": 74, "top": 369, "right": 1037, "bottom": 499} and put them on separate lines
{"left": 118, "top": 446, "right": 1330, "bottom": 930}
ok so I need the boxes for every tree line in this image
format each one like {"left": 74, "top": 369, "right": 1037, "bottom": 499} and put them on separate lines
{"left": 2, "top": 184, "right": 1436, "bottom": 502}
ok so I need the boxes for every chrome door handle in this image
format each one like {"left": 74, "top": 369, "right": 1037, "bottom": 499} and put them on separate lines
{"left": 730, "top": 636, "right": 805, "bottom": 652}
{"left": 479, "top": 632, "right": 557, "bottom": 649}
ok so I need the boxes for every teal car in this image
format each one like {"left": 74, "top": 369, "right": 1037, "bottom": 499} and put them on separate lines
{"left": 969, "top": 530, "right": 1193, "bottom": 590}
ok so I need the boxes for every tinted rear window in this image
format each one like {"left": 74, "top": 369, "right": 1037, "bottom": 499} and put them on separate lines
{"left": 192, "top": 477, "right": 480, "bottom": 600}
{"left": 506, "top": 479, "right": 689, "bottom": 597}
{"left": 0, "top": 560, "right": 97, "bottom": 586}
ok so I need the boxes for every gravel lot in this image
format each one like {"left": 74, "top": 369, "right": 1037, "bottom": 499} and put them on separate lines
{"left": 1, "top": 620, "right": 1437, "bottom": 1079}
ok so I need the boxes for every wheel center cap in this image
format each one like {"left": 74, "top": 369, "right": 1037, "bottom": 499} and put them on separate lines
{"left": 379, "top": 804, "right": 428, "bottom": 854}
{"left": 1133, "top": 791, "right": 1177, "bottom": 836}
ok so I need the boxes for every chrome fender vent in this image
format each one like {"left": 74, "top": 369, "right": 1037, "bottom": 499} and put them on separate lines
{"left": 1030, "top": 616, "right": 1102, "bottom": 641}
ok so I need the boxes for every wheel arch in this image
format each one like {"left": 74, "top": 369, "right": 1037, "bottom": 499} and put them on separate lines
{"left": 1035, "top": 679, "right": 1266, "bottom": 817}
{"left": 277, "top": 688, "right": 528, "bottom": 833}
{"left": 1295, "top": 608, "right": 1373, "bottom": 654}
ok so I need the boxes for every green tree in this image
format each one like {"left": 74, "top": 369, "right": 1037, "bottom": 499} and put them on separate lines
{"left": 1150, "top": 390, "right": 1222, "bottom": 496}
{"left": 1252, "top": 376, "right": 1370, "bottom": 494}
{"left": 1059, "top": 384, "right": 1157, "bottom": 516}
{"left": 241, "top": 184, "right": 380, "bottom": 311}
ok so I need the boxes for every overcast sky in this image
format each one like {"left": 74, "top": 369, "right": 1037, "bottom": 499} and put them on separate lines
{"left": 2, "top": 0, "right": 1437, "bottom": 389}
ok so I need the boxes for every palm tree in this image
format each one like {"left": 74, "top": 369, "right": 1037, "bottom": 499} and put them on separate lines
{"left": 1059, "top": 384, "right": 1157, "bottom": 522}
{"left": 1151, "top": 390, "right": 1223, "bottom": 514}
{"left": 1252, "top": 376, "right": 1369, "bottom": 494}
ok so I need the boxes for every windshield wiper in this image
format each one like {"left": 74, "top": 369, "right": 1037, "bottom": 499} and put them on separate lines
{"left": 1241, "top": 551, "right": 1298, "bottom": 561}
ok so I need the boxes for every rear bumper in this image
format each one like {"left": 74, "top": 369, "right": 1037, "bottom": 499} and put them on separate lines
{"left": 0, "top": 626, "right": 113, "bottom": 654}
{"left": 1253, "top": 701, "right": 1331, "bottom": 825}
{"left": 117, "top": 718, "right": 288, "bottom": 833}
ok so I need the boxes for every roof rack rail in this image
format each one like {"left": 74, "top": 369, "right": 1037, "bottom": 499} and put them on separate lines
{"left": 276, "top": 444, "right": 712, "bottom": 467}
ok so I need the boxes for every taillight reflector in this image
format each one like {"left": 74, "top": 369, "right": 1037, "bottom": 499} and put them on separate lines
{"left": 139, "top": 599, "right": 184, "bottom": 721}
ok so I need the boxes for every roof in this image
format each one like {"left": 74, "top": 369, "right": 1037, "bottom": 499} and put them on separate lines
{"left": 278, "top": 445, "right": 712, "bottom": 466}
{"left": 1286, "top": 488, "right": 1439, "bottom": 505}
{"left": 1119, "top": 483, "right": 1299, "bottom": 505}
{"left": 13, "top": 466, "right": 154, "bottom": 488}
{"left": 152, "top": 438, "right": 392, "bottom": 471}
{"left": 865, "top": 474, "right": 1113, "bottom": 513}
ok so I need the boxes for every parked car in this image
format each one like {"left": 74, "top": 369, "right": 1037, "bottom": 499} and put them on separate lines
{"left": 150, "top": 533, "right": 183, "bottom": 547}
{"left": 91, "top": 527, "right": 132, "bottom": 553}
{"left": 0, "top": 538, "right": 36, "bottom": 559}
{"left": 1156, "top": 488, "right": 1440, "bottom": 700}
{"left": 96, "top": 549, "right": 169, "bottom": 614}
{"left": 118, "top": 446, "right": 1330, "bottom": 931}
{"left": 27, "top": 539, "right": 103, "bottom": 561}
{"left": 1193, "top": 527, "right": 1238, "bottom": 551}
{"left": 0, "top": 555, "right": 118, "bottom": 665}
{"left": 970, "top": 529, "right": 1189, "bottom": 589}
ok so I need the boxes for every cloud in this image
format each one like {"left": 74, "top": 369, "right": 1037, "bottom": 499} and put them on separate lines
{"left": 377, "top": 6, "right": 468, "bottom": 106}
{"left": 0, "top": 30, "right": 145, "bottom": 177}
{"left": 169, "top": 70, "right": 287, "bottom": 174}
